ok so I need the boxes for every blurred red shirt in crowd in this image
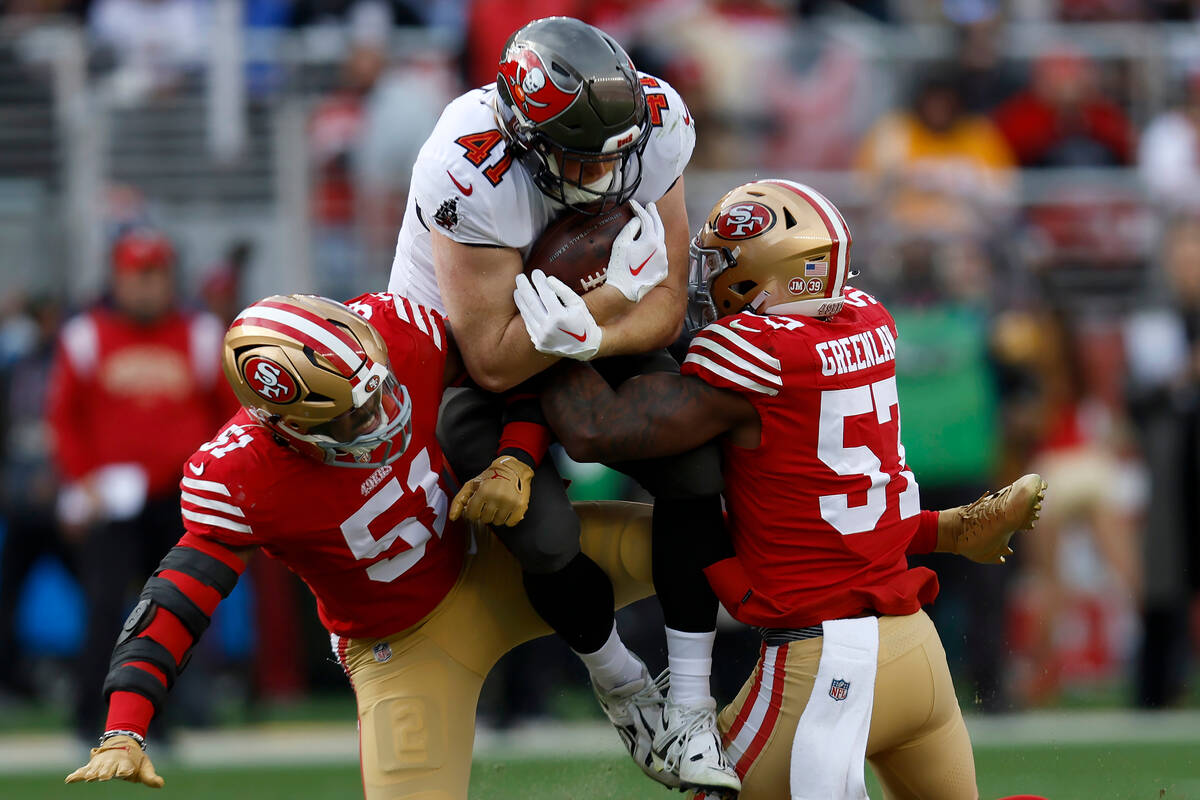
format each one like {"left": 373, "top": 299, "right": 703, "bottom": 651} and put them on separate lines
{"left": 993, "top": 48, "right": 1134, "bottom": 167}
{"left": 46, "top": 229, "right": 232, "bottom": 500}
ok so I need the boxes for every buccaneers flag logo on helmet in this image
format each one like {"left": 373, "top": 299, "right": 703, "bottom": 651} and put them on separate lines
{"left": 498, "top": 47, "right": 580, "bottom": 124}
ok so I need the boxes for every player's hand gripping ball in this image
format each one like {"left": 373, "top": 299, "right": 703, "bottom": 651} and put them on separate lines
{"left": 604, "top": 200, "right": 669, "bottom": 302}
{"left": 513, "top": 269, "right": 603, "bottom": 360}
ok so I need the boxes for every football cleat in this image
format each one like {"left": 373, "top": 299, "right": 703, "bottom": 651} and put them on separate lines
{"left": 940, "top": 473, "right": 1048, "bottom": 564}
{"left": 592, "top": 661, "right": 679, "bottom": 788}
{"left": 652, "top": 696, "right": 741, "bottom": 794}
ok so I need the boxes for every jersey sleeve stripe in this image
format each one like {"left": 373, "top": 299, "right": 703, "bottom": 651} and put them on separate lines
{"left": 181, "top": 491, "right": 245, "bottom": 518}
{"left": 181, "top": 508, "right": 253, "bottom": 534}
{"left": 683, "top": 352, "right": 780, "bottom": 396}
{"left": 391, "top": 295, "right": 411, "bottom": 323}
{"left": 689, "top": 336, "right": 783, "bottom": 387}
{"left": 698, "top": 325, "right": 781, "bottom": 369}
{"left": 405, "top": 299, "right": 430, "bottom": 336}
{"left": 423, "top": 307, "right": 444, "bottom": 350}
{"left": 181, "top": 476, "right": 231, "bottom": 497}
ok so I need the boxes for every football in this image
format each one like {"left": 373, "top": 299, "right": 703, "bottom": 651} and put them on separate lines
{"left": 524, "top": 203, "right": 636, "bottom": 294}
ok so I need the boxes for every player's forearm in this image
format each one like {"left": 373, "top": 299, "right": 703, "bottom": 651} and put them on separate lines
{"left": 100, "top": 535, "right": 249, "bottom": 737}
{"left": 458, "top": 316, "right": 560, "bottom": 392}
{"left": 541, "top": 363, "right": 699, "bottom": 462}
{"left": 498, "top": 384, "right": 551, "bottom": 467}
{"left": 594, "top": 284, "right": 685, "bottom": 357}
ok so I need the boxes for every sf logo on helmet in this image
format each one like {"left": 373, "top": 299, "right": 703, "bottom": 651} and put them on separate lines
{"left": 715, "top": 202, "right": 776, "bottom": 240}
{"left": 244, "top": 356, "right": 298, "bottom": 403}
{"left": 499, "top": 47, "right": 580, "bottom": 124}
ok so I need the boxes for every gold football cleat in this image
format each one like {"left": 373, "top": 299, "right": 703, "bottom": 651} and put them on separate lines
{"left": 938, "top": 473, "right": 1047, "bottom": 564}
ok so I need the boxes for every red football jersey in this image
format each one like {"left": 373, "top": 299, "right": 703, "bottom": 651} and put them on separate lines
{"left": 178, "top": 293, "right": 466, "bottom": 639}
{"left": 682, "top": 286, "right": 938, "bottom": 628}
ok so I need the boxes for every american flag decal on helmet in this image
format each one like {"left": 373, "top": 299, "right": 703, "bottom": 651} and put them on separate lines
{"left": 829, "top": 678, "right": 850, "bottom": 701}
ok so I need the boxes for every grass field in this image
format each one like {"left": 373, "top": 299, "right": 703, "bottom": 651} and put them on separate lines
{"left": 3, "top": 738, "right": 1197, "bottom": 799}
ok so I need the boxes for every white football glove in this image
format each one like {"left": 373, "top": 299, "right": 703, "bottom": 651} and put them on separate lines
{"left": 605, "top": 200, "right": 668, "bottom": 302}
{"left": 514, "top": 269, "right": 603, "bottom": 360}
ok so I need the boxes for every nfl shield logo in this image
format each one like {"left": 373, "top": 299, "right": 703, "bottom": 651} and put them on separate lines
{"left": 829, "top": 678, "right": 850, "bottom": 701}
{"left": 372, "top": 641, "right": 393, "bottom": 664}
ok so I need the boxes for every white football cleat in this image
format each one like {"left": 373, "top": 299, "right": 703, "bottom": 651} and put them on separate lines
{"left": 652, "top": 697, "right": 741, "bottom": 794}
{"left": 592, "top": 662, "right": 679, "bottom": 789}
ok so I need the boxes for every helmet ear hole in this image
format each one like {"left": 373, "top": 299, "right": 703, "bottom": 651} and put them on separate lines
{"left": 783, "top": 207, "right": 798, "bottom": 229}
{"left": 729, "top": 280, "right": 757, "bottom": 296}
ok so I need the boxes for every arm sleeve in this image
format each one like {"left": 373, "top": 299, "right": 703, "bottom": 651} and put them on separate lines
{"left": 498, "top": 379, "right": 552, "bottom": 467}
{"left": 103, "top": 532, "right": 248, "bottom": 736}
{"left": 906, "top": 510, "right": 940, "bottom": 555}
{"left": 681, "top": 319, "right": 783, "bottom": 398}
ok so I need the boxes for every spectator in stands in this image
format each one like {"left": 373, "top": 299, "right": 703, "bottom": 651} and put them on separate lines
{"left": 1005, "top": 307, "right": 1142, "bottom": 706}
{"left": 993, "top": 47, "right": 1134, "bottom": 167}
{"left": 356, "top": 48, "right": 452, "bottom": 271}
{"left": 883, "top": 237, "right": 1018, "bottom": 711}
{"left": 0, "top": 294, "right": 69, "bottom": 701}
{"left": 289, "top": 0, "right": 425, "bottom": 29}
{"left": 1123, "top": 214, "right": 1200, "bottom": 707}
{"left": 1139, "top": 68, "right": 1200, "bottom": 214}
{"left": 462, "top": 0, "right": 583, "bottom": 89}
{"left": 308, "top": 5, "right": 450, "bottom": 296}
{"left": 45, "top": 227, "right": 229, "bottom": 741}
{"left": 855, "top": 66, "right": 1016, "bottom": 241}
{"left": 88, "top": 0, "right": 207, "bottom": 104}
{"left": 199, "top": 240, "right": 254, "bottom": 330}
{"left": 307, "top": 33, "right": 384, "bottom": 299}
{"left": 951, "top": 18, "right": 1022, "bottom": 113}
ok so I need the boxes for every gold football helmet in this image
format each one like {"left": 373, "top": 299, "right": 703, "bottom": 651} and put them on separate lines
{"left": 687, "top": 179, "right": 854, "bottom": 329}
{"left": 222, "top": 294, "right": 412, "bottom": 468}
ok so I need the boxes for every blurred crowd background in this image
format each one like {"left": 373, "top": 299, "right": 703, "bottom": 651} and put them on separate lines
{"left": 0, "top": 0, "right": 1198, "bottom": 745}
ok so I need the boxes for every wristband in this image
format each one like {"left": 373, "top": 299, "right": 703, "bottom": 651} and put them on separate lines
{"left": 99, "top": 729, "right": 147, "bottom": 750}
{"left": 497, "top": 421, "right": 551, "bottom": 467}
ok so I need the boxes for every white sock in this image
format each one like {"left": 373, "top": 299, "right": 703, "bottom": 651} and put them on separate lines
{"left": 666, "top": 627, "right": 716, "bottom": 706}
{"left": 574, "top": 622, "right": 644, "bottom": 692}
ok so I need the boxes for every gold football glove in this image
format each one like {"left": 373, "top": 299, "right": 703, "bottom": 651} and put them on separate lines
{"left": 938, "top": 473, "right": 1047, "bottom": 564}
{"left": 65, "top": 734, "right": 164, "bottom": 788}
{"left": 449, "top": 455, "right": 534, "bottom": 527}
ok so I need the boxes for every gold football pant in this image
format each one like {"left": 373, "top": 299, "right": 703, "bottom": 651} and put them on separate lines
{"left": 715, "top": 609, "right": 977, "bottom": 800}
{"left": 332, "top": 501, "right": 655, "bottom": 800}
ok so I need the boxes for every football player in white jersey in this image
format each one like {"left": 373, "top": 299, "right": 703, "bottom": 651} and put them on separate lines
{"left": 387, "top": 16, "right": 739, "bottom": 794}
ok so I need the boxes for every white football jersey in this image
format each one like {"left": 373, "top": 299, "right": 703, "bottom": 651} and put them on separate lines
{"left": 388, "top": 73, "right": 696, "bottom": 314}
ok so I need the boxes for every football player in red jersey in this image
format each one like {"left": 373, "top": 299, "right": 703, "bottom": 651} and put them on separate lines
{"left": 517, "top": 179, "right": 1048, "bottom": 800}
{"left": 64, "top": 292, "right": 658, "bottom": 798}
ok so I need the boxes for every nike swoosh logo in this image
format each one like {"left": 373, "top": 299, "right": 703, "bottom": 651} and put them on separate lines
{"left": 729, "top": 319, "right": 759, "bottom": 333}
{"left": 188, "top": 462, "right": 205, "bottom": 476}
{"left": 557, "top": 327, "right": 588, "bottom": 343}
{"left": 629, "top": 249, "right": 656, "bottom": 276}
{"left": 447, "top": 171, "right": 473, "bottom": 196}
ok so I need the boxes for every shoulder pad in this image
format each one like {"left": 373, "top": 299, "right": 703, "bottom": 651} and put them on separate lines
{"left": 634, "top": 73, "right": 696, "bottom": 202}
{"left": 682, "top": 315, "right": 783, "bottom": 397}
{"left": 410, "top": 90, "right": 537, "bottom": 249}
{"left": 345, "top": 292, "right": 447, "bottom": 353}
